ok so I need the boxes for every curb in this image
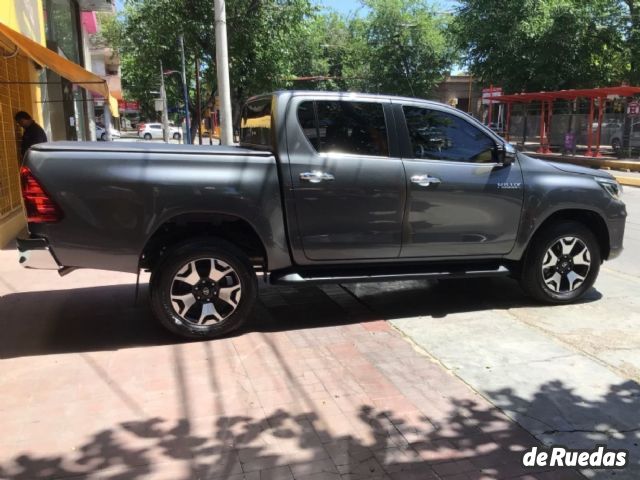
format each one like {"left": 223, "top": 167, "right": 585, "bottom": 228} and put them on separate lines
{"left": 528, "top": 153, "right": 640, "bottom": 172}
{"left": 527, "top": 153, "right": 640, "bottom": 187}
{"left": 611, "top": 174, "right": 640, "bottom": 187}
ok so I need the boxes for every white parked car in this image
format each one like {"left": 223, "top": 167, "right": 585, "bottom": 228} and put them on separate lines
{"left": 138, "top": 123, "right": 182, "bottom": 140}
{"left": 96, "top": 125, "right": 121, "bottom": 141}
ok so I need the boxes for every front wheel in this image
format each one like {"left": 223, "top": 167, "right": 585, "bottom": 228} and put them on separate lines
{"left": 150, "top": 239, "right": 258, "bottom": 339}
{"left": 520, "top": 221, "right": 600, "bottom": 304}
{"left": 143, "top": 133, "right": 152, "bottom": 140}
{"left": 173, "top": 132, "right": 181, "bottom": 140}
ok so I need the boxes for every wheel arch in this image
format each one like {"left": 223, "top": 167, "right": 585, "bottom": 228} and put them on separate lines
{"left": 524, "top": 209, "right": 610, "bottom": 263}
{"left": 140, "top": 212, "right": 269, "bottom": 272}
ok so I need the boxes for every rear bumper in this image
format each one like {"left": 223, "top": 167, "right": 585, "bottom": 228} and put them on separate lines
{"left": 17, "top": 237, "right": 60, "bottom": 270}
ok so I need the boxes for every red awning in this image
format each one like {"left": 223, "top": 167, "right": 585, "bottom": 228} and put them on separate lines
{"left": 493, "top": 86, "right": 640, "bottom": 103}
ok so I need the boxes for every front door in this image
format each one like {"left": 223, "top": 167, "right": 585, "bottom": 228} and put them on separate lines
{"left": 286, "top": 97, "right": 405, "bottom": 262}
{"left": 397, "top": 103, "right": 524, "bottom": 258}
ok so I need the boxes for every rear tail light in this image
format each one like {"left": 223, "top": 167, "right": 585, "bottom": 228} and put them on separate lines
{"left": 20, "top": 166, "right": 63, "bottom": 223}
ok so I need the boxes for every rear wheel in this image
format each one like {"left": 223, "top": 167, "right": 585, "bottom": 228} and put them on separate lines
{"left": 173, "top": 132, "right": 181, "bottom": 140}
{"left": 150, "top": 239, "right": 257, "bottom": 339}
{"left": 521, "top": 221, "right": 600, "bottom": 304}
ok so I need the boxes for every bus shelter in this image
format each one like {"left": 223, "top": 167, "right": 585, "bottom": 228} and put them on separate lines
{"left": 493, "top": 86, "right": 640, "bottom": 157}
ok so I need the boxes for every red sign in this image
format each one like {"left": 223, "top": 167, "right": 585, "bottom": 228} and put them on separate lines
{"left": 627, "top": 101, "right": 640, "bottom": 116}
{"left": 482, "top": 86, "right": 503, "bottom": 105}
{"left": 118, "top": 100, "right": 140, "bottom": 111}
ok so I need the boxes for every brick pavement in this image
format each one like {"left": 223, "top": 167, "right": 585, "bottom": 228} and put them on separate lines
{"left": 0, "top": 249, "right": 583, "bottom": 479}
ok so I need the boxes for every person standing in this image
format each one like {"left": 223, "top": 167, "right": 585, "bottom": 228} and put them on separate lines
{"left": 15, "top": 111, "right": 47, "bottom": 159}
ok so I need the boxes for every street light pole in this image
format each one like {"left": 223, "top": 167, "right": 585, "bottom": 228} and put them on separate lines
{"left": 178, "top": 34, "right": 192, "bottom": 144}
{"left": 214, "top": 0, "right": 233, "bottom": 145}
{"left": 160, "top": 61, "right": 169, "bottom": 143}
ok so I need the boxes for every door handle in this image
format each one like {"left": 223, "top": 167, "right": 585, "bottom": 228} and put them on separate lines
{"left": 299, "top": 170, "right": 335, "bottom": 183}
{"left": 411, "top": 174, "right": 441, "bottom": 187}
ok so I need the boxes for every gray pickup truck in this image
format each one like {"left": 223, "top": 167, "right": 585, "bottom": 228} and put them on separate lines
{"left": 18, "top": 91, "right": 627, "bottom": 339}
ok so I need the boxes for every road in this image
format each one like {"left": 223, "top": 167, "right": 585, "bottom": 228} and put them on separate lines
{"left": 346, "top": 186, "right": 640, "bottom": 479}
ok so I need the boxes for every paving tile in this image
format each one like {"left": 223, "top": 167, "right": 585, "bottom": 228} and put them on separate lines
{"left": 0, "top": 266, "right": 584, "bottom": 480}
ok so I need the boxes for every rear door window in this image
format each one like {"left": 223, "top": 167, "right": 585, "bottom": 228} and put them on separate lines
{"left": 297, "top": 100, "right": 389, "bottom": 157}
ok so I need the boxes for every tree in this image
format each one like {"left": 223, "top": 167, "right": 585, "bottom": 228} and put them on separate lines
{"left": 290, "top": 0, "right": 456, "bottom": 98}
{"left": 355, "top": 0, "right": 455, "bottom": 97}
{"left": 106, "top": 0, "right": 314, "bottom": 129}
{"left": 452, "top": 0, "right": 628, "bottom": 92}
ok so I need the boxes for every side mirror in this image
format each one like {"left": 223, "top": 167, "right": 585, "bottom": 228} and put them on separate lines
{"left": 496, "top": 142, "right": 516, "bottom": 166}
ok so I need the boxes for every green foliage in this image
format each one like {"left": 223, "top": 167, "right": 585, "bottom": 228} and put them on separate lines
{"left": 290, "top": 0, "right": 455, "bottom": 97}
{"left": 356, "top": 0, "right": 454, "bottom": 96}
{"left": 107, "top": 0, "right": 456, "bottom": 120}
{"left": 452, "top": 0, "right": 630, "bottom": 92}
{"left": 107, "top": 0, "right": 314, "bottom": 120}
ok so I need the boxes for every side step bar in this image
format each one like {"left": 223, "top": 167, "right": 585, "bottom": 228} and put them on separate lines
{"left": 271, "top": 265, "right": 510, "bottom": 285}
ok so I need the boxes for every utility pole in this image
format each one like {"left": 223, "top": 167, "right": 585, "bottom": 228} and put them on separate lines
{"left": 178, "top": 34, "right": 192, "bottom": 144}
{"left": 160, "top": 61, "right": 169, "bottom": 143}
{"left": 195, "top": 56, "right": 202, "bottom": 145}
{"left": 214, "top": 0, "right": 233, "bottom": 145}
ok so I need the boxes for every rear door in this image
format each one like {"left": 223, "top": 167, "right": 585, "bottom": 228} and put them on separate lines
{"left": 395, "top": 102, "right": 524, "bottom": 258}
{"left": 284, "top": 95, "right": 406, "bottom": 262}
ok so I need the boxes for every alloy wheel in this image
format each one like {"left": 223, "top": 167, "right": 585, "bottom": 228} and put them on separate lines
{"left": 170, "top": 258, "right": 242, "bottom": 326}
{"left": 541, "top": 236, "right": 591, "bottom": 293}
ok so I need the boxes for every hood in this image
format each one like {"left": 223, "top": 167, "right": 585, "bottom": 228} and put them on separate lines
{"left": 547, "top": 160, "right": 614, "bottom": 180}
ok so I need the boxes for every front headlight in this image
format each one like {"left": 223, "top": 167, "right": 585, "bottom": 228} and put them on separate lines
{"left": 595, "top": 177, "right": 623, "bottom": 200}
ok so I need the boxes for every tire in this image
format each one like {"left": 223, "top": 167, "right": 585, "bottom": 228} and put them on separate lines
{"left": 173, "top": 132, "right": 181, "bottom": 140}
{"left": 144, "top": 133, "right": 152, "bottom": 140}
{"left": 100, "top": 132, "right": 106, "bottom": 141}
{"left": 150, "top": 238, "right": 258, "bottom": 339}
{"left": 520, "top": 221, "right": 600, "bottom": 304}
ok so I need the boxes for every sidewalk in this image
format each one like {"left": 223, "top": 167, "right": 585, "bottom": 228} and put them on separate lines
{"left": 0, "top": 246, "right": 582, "bottom": 479}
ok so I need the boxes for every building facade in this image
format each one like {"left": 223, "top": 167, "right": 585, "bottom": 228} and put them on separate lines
{"left": 432, "top": 74, "right": 484, "bottom": 119}
{"left": 0, "top": 1, "right": 46, "bottom": 246}
{"left": 0, "top": 0, "right": 114, "bottom": 247}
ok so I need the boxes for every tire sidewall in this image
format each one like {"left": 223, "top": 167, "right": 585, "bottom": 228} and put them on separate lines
{"left": 150, "top": 240, "right": 257, "bottom": 339}
{"left": 529, "top": 224, "right": 600, "bottom": 303}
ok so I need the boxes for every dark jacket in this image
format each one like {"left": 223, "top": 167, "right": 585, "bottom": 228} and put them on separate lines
{"left": 21, "top": 122, "right": 48, "bottom": 159}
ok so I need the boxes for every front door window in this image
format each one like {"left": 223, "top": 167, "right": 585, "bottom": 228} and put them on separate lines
{"left": 403, "top": 106, "right": 495, "bottom": 163}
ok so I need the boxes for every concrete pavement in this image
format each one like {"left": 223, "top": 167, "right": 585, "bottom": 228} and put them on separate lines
{"left": 346, "top": 187, "right": 640, "bottom": 479}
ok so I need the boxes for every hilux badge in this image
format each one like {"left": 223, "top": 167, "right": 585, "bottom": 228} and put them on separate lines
{"left": 498, "top": 182, "right": 522, "bottom": 189}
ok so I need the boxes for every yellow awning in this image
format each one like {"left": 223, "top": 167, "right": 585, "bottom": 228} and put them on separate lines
{"left": 0, "top": 22, "right": 119, "bottom": 117}
{"left": 241, "top": 115, "right": 271, "bottom": 129}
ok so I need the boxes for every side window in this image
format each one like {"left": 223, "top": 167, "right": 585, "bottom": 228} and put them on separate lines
{"left": 297, "top": 102, "right": 319, "bottom": 150}
{"left": 297, "top": 101, "right": 389, "bottom": 156}
{"left": 403, "top": 106, "right": 496, "bottom": 163}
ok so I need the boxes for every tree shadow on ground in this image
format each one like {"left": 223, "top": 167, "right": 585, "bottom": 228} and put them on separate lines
{"left": 4, "top": 380, "right": 622, "bottom": 479}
